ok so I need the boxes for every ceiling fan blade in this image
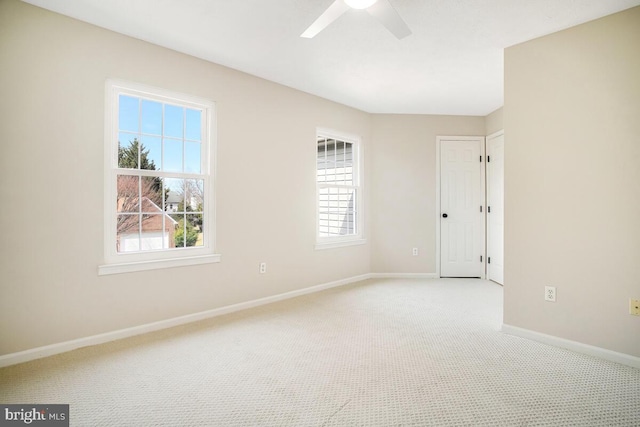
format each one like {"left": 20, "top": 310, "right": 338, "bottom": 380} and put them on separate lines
{"left": 366, "top": 0, "right": 412, "bottom": 39}
{"left": 301, "top": 0, "right": 350, "bottom": 38}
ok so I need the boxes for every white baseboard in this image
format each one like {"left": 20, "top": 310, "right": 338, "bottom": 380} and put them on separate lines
{"left": 369, "top": 273, "right": 438, "bottom": 279}
{"left": 0, "top": 273, "right": 372, "bottom": 368}
{"left": 501, "top": 324, "right": 640, "bottom": 369}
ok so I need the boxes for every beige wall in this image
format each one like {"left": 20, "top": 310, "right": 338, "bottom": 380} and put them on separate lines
{"left": 0, "top": 0, "right": 371, "bottom": 355}
{"left": 485, "top": 107, "right": 504, "bottom": 136}
{"left": 6, "top": 0, "right": 635, "bottom": 361}
{"left": 370, "top": 115, "right": 485, "bottom": 274}
{"left": 504, "top": 7, "right": 640, "bottom": 357}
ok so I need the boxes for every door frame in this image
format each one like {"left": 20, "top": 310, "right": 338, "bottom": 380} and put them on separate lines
{"left": 435, "top": 136, "right": 486, "bottom": 278}
{"left": 486, "top": 129, "right": 505, "bottom": 284}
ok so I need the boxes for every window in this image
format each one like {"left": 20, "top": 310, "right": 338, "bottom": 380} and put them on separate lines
{"left": 100, "top": 80, "right": 219, "bottom": 275}
{"left": 316, "top": 129, "right": 364, "bottom": 248}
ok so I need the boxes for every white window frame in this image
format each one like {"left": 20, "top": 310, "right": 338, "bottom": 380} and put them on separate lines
{"left": 99, "top": 79, "right": 220, "bottom": 275}
{"left": 315, "top": 128, "right": 365, "bottom": 250}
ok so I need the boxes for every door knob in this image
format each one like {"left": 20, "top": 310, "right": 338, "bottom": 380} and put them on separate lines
{"left": 442, "top": 213, "right": 448, "bottom": 218}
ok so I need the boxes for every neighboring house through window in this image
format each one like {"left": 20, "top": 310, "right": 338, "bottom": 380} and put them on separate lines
{"left": 100, "top": 80, "right": 219, "bottom": 275}
{"left": 316, "top": 129, "right": 364, "bottom": 248}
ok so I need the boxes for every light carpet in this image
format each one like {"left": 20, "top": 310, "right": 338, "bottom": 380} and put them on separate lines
{"left": 1, "top": 278, "right": 639, "bottom": 426}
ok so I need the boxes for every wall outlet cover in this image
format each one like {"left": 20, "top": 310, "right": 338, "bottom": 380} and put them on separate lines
{"left": 544, "top": 286, "right": 556, "bottom": 302}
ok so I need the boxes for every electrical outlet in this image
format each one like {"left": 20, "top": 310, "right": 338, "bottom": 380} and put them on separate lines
{"left": 259, "top": 262, "right": 266, "bottom": 274}
{"left": 412, "top": 248, "right": 418, "bottom": 256}
{"left": 544, "top": 286, "right": 556, "bottom": 302}
{"left": 630, "top": 299, "right": 640, "bottom": 316}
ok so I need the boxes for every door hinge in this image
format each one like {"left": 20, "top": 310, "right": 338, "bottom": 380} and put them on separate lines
{"left": 488, "top": 206, "right": 491, "bottom": 213}
{"left": 480, "top": 155, "right": 482, "bottom": 162}
{"left": 488, "top": 257, "right": 491, "bottom": 264}
{"left": 480, "top": 255, "right": 483, "bottom": 262}
{"left": 480, "top": 206, "right": 483, "bottom": 213}
{"left": 488, "top": 155, "right": 491, "bottom": 162}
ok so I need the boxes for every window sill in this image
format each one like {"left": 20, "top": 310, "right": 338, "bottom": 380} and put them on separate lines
{"left": 98, "top": 254, "right": 221, "bottom": 275}
{"left": 315, "top": 238, "right": 367, "bottom": 250}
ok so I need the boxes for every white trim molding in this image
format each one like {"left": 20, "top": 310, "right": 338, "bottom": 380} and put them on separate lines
{"left": 502, "top": 324, "right": 640, "bottom": 369}
{"left": 98, "top": 254, "right": 221, "bottom": 275}
{"left": 0, "top": 274, "right": 371, "bottom": 368}
{"left": 369, "top": 273, "right": 438, "bottom": 279}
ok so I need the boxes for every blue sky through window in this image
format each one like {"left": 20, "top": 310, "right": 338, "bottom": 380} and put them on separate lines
{"left": 141, "top": 99, "right": 162, "bottom": 134}
{"left": 118, "top": 94, "right": 202, "bottom": 173}
{"left": 164, "top": 139, "right": 183, "bottom": 172}
{"left": 118, "top": 95, "right": 139, "bottom": 132}
{"left": 164, "top": 104, "right": 183, "bottom": 138}
{"left": 185, "top": 109, "right": 201, "bottom": 140}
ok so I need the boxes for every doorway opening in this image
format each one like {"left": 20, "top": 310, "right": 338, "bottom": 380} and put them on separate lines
{"left": 435, "top": 133, "right": 504, "bottom": 284}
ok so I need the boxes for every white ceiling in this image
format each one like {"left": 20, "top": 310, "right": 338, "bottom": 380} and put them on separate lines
{"left": 22, "top": 0, "right": 640, "bottom": 115}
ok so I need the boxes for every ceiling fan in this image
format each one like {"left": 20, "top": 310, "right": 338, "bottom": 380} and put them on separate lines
{"left": 301, "top": 0, "right": 412, "bottom": 40}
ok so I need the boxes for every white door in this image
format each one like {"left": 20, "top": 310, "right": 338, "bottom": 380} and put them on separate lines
{"left": 487, "top": 131, "right": 505, "bottom": 284}
{"left": 439, "top": 138, "right": 485, "bottom": 278}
